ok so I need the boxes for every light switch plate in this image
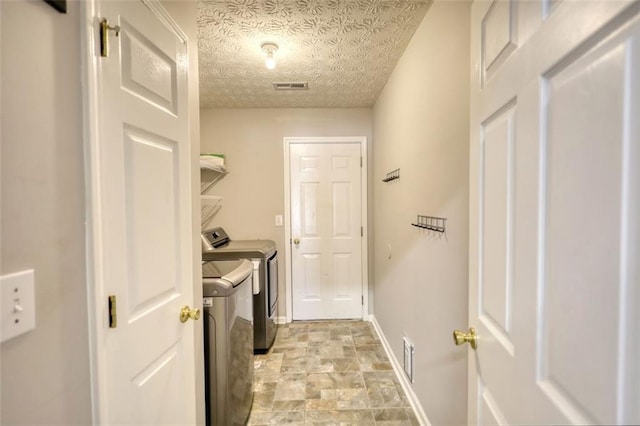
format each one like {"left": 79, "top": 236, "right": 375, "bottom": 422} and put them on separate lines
{"left": 1, "top": 269, "right": 36, "bottom": 343}
{"left": 275, "top": 214, "right": 283, "bottom": 227}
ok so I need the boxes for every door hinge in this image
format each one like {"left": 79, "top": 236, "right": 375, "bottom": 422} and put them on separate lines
{"left": 362, "top": 295, "right": 364, "bottom": 305}
{"left": 360, "top": 156, "right": 363, "bottom": 167}
{"left": 108, "top": 295, "right": 117, "bottom": 328}
{"left": 361, "top": 226, "right": 363, "bottom": 237}
{"left": 100, "top": 18, "right": 120, "bottom": 58}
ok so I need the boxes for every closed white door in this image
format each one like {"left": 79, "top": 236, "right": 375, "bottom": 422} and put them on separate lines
{"left": 290, "top": 141, "right": 363, "bottom": 320}
{"left": 89, "top": 0, "right": 196, "bottom": 423}
{"left": 467, "top": 1, "right": 639, "bottom": 424}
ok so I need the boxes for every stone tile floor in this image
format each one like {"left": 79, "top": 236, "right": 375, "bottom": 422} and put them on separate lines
{"left": 248, "top": 320, "right": 419, "bottom": 425}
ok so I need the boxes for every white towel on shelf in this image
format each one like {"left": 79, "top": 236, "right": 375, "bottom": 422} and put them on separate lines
{"left": 200, "top": 154, "right": 225, "bottom": 171}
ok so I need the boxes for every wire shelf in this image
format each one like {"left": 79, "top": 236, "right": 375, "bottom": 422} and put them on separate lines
{"left": 201, "top": 195, "right": 223, "bottom": 228}
{"left": 200, "top": 166, "right": 228, "bottom": 194}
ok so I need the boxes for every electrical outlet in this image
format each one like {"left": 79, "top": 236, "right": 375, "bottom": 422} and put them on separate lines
{"left": 1, "top": 269, "right": 36, "bottom": 343}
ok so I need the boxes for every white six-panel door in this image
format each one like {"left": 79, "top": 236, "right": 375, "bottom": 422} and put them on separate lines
{"left": 86, "top": 0, "right": 196, "bottom": 423}
{"left": 289, "top": 141, "right": 364, "bottom": 320}
{"left": 468, "top": 1, "right": 639, "bottom": 424}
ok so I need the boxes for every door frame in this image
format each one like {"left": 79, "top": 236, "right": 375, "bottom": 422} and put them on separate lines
{"left": 80, "top": 0, "right": 196, "bottom": 422}
{"left": 81, "top": 0, "right": 107, "bottom": 419}
{"left": 283, "top": 136, "right": 369, "bottom": 323}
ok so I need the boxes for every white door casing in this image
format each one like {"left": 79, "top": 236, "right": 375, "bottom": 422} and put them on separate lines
{"left": 284, "top": 137, "right": 368, "bottom": 322}
{"left": 468, "top": 1, "right": 639, "bottom": 425}
{"left": 83, "top": 0, "right": 197, "bottom": 423}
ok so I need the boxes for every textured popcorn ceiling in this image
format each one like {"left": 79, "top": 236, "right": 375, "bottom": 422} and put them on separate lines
{"left": 197, "top": 0, "right": 432, "bottom": 108}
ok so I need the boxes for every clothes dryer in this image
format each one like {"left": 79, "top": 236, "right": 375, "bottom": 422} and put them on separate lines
{"left": 202, "top": 227, "right": 277, "bottom": 353}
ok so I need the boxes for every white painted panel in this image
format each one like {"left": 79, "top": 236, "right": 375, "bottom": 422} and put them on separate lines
{"left": 301, "top": 156, "right": 318, "bottom": 172}
{"left": 480, "top": 104, "right": 515, "bottom": 341}
{"left": 479, "top": 385, "right": 507, "bottom": 426}
{"left": 332, "top": 182, "right": 351, "bottom": 237}
{"left": 483, "top": 1, "right": 512, "bottom": 66}
{"left": 120, "top": 20, "right": 177, "bottom": 114}
{"left": 470, "top": 1, "right": 640, "bottom": 425}
{"left": 290, "top": 140, "right": 363, "bottom": 320}
{"left": 332, "top": 253, "right": 351, "bottom": 299}
{"left": 482, "top": 0, "right": 516, "bottom": 81}
{"left": 332, "top": 156, "right": 349, "bottom": 170}
{"left": 302, "top": 183, "right": 318, "bottom": 236}
{"left": 303, "top": 254, "right": 322, "bottom": 300}
{"left": 124, "top": 126, "right": 180, "bottom": 319}
{"left": 540, "top": 35, "right": 628, "bottom": 424}
{"left": 94, "top": 1, "right": 196, "bottom": 423}
{"left": 131, "top": 344, "right": 178, "bottom": 387}
{"left": 129, "top": 345, "right": 184, "bottom": 424}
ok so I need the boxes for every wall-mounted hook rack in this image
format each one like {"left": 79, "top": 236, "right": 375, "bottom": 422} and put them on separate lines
{"left": 411, "top": 215, "right": 446, "bottom": 233}
{"left": 382, "top": 168, "right": 400, "bottom": 182}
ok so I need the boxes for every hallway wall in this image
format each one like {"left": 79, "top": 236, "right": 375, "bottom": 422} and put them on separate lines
{"left": 372, "top": 1, "right": 471, "bottom": 424}
{"left": 0, "top": 1, "right": 202, "bottom": 424}
{"left": 1, "top": 2, "right": 91, "bottom": 423}
{"left": 199, "top": 108, "right": 374, "bottom": 318}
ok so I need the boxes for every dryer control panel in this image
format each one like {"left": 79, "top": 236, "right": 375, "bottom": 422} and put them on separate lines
{"left": 202, "top": 227, "right": 231, "bottom": 251}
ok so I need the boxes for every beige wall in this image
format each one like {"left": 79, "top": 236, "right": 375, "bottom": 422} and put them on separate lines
{"left": 1, "top": 1, "right": 202, "bottom": 424}
{"left": 1, "top": 1, "right": 91, "bottom": 424}
{"left": 372, "top": 2, "right": 470, "bottom": 425}
{"left": 0, "top": 1, "right": 468, "bottom": 423}
{"left": 199, "top": 108, "right": 374, "bottom": 317}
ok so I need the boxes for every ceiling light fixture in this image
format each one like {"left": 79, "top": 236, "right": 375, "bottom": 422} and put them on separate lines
{"left": 261, "top": 42, "right": 278, "bottom": 70}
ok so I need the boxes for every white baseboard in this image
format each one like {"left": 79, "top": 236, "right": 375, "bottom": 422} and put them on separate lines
{"left": 274, "top": 316, "right": 288, "bottom": 325}
{"left": 368, "top": 316, "right": 432, "bottom": 426}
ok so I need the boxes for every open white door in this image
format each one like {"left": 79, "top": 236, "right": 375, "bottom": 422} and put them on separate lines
{"left": 84, "top": 0, "right": 197, "bottom": 423}
{"left": 286, "top": 137, "right": 367, "bottom": 321}
{"left": 466, "top": 1, "right": 639, "bottom": 424}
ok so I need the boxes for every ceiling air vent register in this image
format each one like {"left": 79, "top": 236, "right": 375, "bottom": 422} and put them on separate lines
{"left": 273, "top": 82, "right": 309, "bottom": 91}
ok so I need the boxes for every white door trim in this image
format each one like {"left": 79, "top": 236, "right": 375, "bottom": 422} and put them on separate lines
{"left": 283, "top": 136, "right": 369, "bottom": 323}
{"left": 80, "top": 1, "right": 194, "bottom": 422}
{"left": 81, "top": 1, "right": 107, "bottom": 420}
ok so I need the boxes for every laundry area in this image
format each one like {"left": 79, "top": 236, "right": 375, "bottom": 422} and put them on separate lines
{"left": 200, "top": 183, "right": 279, "bottom": 424}
{"left": 198, "top": 148, "right": 414, "bottom": 425}
{"left": 2, "top": 1, "right": 639, "bottom": 426}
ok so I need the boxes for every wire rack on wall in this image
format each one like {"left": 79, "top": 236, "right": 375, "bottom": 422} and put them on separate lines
{"left": 200, "top": 167, "right": 228, "bottom": 194}
{"left": 411, "top": 215, "right": 446, "bottom": 233}
{"left": 382, "top": 168, "right": 400, "bottom": 182}
{"left": 201, "top": 195, "right": 223, "bottom": 228}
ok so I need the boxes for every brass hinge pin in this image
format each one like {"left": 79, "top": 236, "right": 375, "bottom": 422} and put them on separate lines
{"left": 108, "top": 295, "right": 117, "bottom": 328}
{"left": 100, "top": 18, "right": 120, "bottom": 58}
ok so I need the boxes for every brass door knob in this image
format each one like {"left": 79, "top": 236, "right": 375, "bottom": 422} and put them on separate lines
{"left": 453, "top": 327, "right": 478, "bottom": 350}
{"left": 180, "top": 305, "right": 200, "bottom": 323}
{"left": 293, "top": 238, "right": 300, "bottom": 246}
